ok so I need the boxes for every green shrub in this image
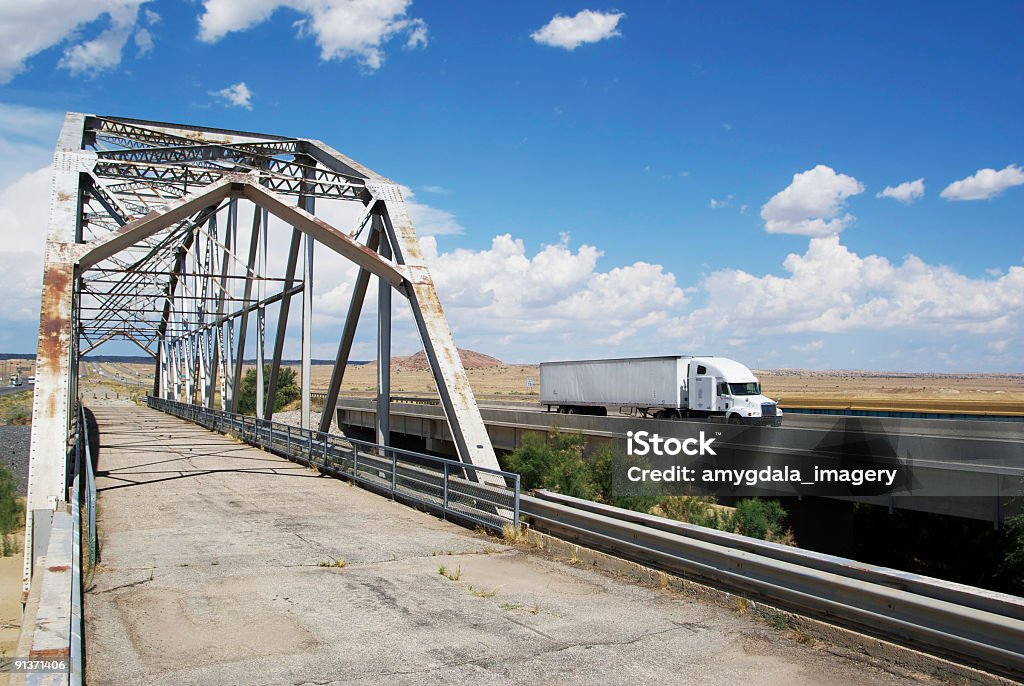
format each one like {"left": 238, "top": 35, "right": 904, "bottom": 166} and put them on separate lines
{"left": 236, "top": 365, "right": 300, "bottom": 415}
{"left": 501, "top": 432, "right": 795, "bottom": 546}
{"left": 503, "top": 431, "right": 606, "bottom": 501}
{"left": 652, "top": 495, "right": 795, "bottom": 545}
{"left": 1002, "top": 512, "right": 1024, "bottom": 587}
{"left": 0, "top": 464, "right": 23, "bottom": 555}
{"left": 655, "top": 495, "right": 726, "bottom": 529}
{"left": 731, "top": 498, "right": 794, "bottom": 544}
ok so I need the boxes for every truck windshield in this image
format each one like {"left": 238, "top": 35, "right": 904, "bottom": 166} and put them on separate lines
{"left": 728, "top": 382, "right": 760, "bottom": 396}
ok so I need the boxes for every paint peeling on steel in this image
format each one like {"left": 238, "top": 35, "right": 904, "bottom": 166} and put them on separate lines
{"left": 382, "top": 196, "right": 501, "bottom": 476}
{"left": 26, "top": 111, "right": 88, "bottom": 591}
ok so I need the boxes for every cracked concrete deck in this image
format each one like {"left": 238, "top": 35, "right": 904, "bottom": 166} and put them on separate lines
{"left": 85, "top": 399, "right": 927, "bottom": 685}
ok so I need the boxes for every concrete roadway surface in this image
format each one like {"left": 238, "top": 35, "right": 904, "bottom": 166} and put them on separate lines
{"left": 85, "top": 399, "right": 932, "bottom": 686}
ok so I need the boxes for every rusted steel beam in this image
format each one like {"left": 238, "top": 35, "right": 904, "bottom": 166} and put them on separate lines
{"left": 24, "top": 112, "right": 88, "bottom": 593}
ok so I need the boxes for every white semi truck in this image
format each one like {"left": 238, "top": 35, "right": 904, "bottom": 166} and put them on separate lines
{"left": 540, "top": 355, "right": 782, "bottom": 426}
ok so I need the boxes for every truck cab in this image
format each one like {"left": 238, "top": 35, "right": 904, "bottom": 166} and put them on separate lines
{"left": 687, "top": 357, "right": 781, "bottom": 426}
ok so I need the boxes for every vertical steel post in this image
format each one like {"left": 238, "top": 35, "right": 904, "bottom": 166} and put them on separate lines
{"left": 210, "top": 202, "right": 233, "bottom": 411}
{"left": 299, "top": 166, "right": 315, "bottom": 430}
{"left": 514, "top": 474, "right": 521, "bottom": 528}
{"left": 230, "top": 205, "right": 262, "bottom": 412}
{"left": 24, "top": 112, "right": 86, "bottom": 591}
{"left": 443, "top": 462, "right": 449, "bottom": 520}
{"left": 224, "top": 200, "right": 238, "bottom": 410}
{"left": 376, "top": 228, "right": 392, "bottom": 449}
{"left": 265, "top": 228, "right": 301, "bottom": 418}
{"left": 256, "top": 208, "right": 268, "bottom": 419}
{"left": 317, "top": 224, "right": 380, "bottom": 432}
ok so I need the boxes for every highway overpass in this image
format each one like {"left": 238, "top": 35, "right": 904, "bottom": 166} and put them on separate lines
{"left": 335, "top": 398, "right": 1024, "bottom": 525}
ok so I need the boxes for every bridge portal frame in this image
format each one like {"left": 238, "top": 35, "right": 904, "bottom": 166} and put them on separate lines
{"left": 24, "top": 113, "right": 500, "bottom": 591}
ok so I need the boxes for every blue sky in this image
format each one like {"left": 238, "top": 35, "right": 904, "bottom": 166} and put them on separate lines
{"left": 0, "top": 1, "right": 1021, "bottom": 371}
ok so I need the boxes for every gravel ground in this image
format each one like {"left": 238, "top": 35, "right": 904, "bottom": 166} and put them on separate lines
{"left": 0, "top": 425, "right": 30, "bottom": 495}
{"left": 271, "top": 409, "right": 344, "bottom": 434}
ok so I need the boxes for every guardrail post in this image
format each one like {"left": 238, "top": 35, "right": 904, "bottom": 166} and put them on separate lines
{"left": 390, "top": 449, "right": 397, "bottom": 500}
{"left": 513, "top": 474, "right": 520, "bottom": 529}
{"left": 443, "top": 462, "right": 449, "bottom": 521}
{"left": 353, "top": 444, "right": 359, "bottom": 480}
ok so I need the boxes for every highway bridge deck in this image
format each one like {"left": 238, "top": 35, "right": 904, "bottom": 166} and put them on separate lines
{"left": 85, "top": 399, "right": 925, "bottom": 686}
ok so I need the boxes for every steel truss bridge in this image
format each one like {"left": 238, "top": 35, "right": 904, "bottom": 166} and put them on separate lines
{"left": 24, "top": 114, "right": 501, "bottom": 590}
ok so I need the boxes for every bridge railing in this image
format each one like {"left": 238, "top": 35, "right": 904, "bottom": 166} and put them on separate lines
{"left": 145, "top": 396, "right": 520, "bottom": 532}
{"left": 19, "top": 402, "right": 96, "bottom": 685}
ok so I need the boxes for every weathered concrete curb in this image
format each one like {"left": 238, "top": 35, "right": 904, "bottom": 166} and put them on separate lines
{"left": 507, "top": 526, "right": 1018, "bottom": 686}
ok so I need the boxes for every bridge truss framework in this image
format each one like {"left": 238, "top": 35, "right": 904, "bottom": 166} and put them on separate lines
{"left": 24, "top": 113, "right": 500, "bottom": 589}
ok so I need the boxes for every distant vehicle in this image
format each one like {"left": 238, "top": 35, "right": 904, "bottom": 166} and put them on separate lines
{"left": 8, "top": 374, "right": 21, "bottom": 386}
{"left": 27, "top": 376, "right": 35, "bottom": 384}
{"left": 540, "top": 355, "right": 782, "bottom": 426}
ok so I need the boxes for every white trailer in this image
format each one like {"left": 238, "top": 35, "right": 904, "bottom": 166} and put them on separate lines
{"left": 540, "top": 355, "right": 782, "bottom": 426}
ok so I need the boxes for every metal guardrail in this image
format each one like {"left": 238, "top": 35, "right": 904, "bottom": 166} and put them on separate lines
{"left": 145, "top": 396, "right": 520, "bottom": 532}
{"left": 67, "top": 404, "right": 97, "bottom": 686}
{"left": 521, "top": 490, "right": 1024, "bottom": 681}
{"left": 319, "top": 391, "right": 1024, "bottom": 421}
{"left": 76, "top": 406, "right": 97, "bottom": 571}
{"left": 21, "top": 403, "right": 95, "bottom": 685}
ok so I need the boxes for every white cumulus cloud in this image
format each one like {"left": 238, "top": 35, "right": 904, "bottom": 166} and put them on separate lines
{"left": 418, "top": 234, "right": 686, "bottom": 352}
{"left": 59, "top": 2, "right": 143, "bottom": 77}
{"left": 0, "top": 1, "right": 152, "bottom": 83}
{"left": 531, "top": 9, "right": 624, "bottom": 50}
{"left": 761, "top": 165, "right": 865, "bottom": 236}
{"left": 211, "top": 82, "right": 253, "bottom": 109}
{"left": 940, "top": 164, "right": 1024, "bottom": 201}
{"left": 876, "top": 178, "right": 924, "bottom": 204}
{"left": 666, "top": 235, "right": 1024, "bottom": 341}
{"left": 198, "top": 0, "right": 428, "bottom": 71}
{"left": 0, "top": 167, "right": 52, "bottom": 322}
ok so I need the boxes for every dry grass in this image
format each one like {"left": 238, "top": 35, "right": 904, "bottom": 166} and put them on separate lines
{"left": 0, "top": 391, "right": 33, "bottom": 425}
{"left": 502, "top": 523, "right": 527, "bottom": 544}
{"left": 438, "top": 564, "right": 462, "bottom": 581}
{"left": 75, "top": 359, "right": 1024, "bottom": 413}
{"left": 317, "top": 558, "right": 346, "bottom": 568}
